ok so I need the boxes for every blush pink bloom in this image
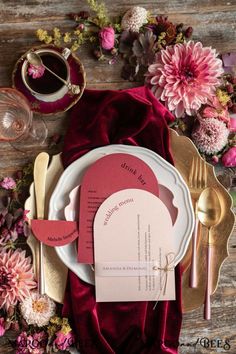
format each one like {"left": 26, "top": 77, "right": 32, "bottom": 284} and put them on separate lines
{"left": 0, "top": 249, "right": 36, "bottom": 311}
{"left": 16, "top": 331, "right": 47, "bottom": 354}
{"left": 146, "top": 41, "right": 224, "bottom": 118}
{"left": 222, "top": 146, "right": 236, "bottom": 167}
{"left": 30, "top": 331, "right": 48, "bottom": 353}
{"left": 53, "top": 330, "right": 75, "bottom": 350}
{"left": 28, "top": 64, "right": 45, "bottom": 79}
{"left": 202, "top": 97, "right": 230, "bottom": 126}
{"left": 99, "top": 27, "right": 115, "bottom": 50}
{"left": 192, "top": 118, "right": 229, "bottom": 155}
{"left": 16, "top": 331, "right": 29, "bottom": 354}
{"left": 0, "top": 177, "right": 16, "bottom": 190}
{"left": 0, "top": 318, "right": 5, "bottom": 336}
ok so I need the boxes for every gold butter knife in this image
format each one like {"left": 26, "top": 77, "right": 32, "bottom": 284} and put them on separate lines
{"left": 33, "top": 152, "right": 49, "bottom": 295}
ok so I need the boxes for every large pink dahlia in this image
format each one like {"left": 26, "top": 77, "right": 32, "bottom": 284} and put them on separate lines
{"left": 146, "top": 41, "right": 224, "bottom": 117}
{"left": 0, "top": 249, "right": 36, "bottom": 310}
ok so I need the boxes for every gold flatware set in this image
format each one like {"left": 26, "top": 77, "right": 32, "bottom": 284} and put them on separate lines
{"left": 27, "top": 153, "right": 67, "bottom": 302}
{"left": 170, "top": 129, "right": 234, "bottom": 314}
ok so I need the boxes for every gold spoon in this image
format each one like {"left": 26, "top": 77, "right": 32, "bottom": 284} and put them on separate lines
{"left": 26, "top": 52, "right": 81, "bottom": 95}
{"left": 197, "top": 187, "right": 221, "bottom": 320}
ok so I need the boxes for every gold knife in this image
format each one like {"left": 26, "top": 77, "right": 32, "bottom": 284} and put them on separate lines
{"left": 33, "top": 152, "right": 49, "bottom": 295}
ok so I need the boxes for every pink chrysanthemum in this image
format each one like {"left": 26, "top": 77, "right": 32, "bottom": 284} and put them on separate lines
{"left": 146, "top": 41, "right": 224, "bottom": 117}
{"left": 0, "top": 249, "right": 36, "bottom": 310}
{"left": 20, "top": 291, "right": 56, "bottom": 327}
{"left": 192, "top": 118, "right": 229, "bottom": 155}
{"left": 121, "top": 6, "right": 148, "bottom": 32}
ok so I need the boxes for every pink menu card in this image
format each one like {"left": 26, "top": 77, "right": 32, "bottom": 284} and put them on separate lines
{"left": 78, "top": 153, "right": 160, "bottom": 263}
{"left": 94, "top": 189, "right": 176, "bottom": 302}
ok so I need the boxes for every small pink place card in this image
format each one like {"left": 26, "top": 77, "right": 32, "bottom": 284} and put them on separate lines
{"left": 94, "top": 189, "right": 176, "bottom": 302}
{"left": 78, "top": 153, "right": 159, "bottom": 264}
{"left": 31, "top": 220, "right": 79, "bottom": 247}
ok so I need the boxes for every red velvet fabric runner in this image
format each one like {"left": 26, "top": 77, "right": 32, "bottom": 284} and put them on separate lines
{"left": 62, "top": 86, "right": 182, "bottom": 354}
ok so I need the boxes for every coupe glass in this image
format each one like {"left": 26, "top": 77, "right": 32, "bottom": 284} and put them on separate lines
{"left": 0, "top": 87, "right": 47, "bottom": 147}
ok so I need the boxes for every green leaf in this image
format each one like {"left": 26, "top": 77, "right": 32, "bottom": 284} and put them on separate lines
{"left": 229, "top": 190, "right": 236, "bottom": 207}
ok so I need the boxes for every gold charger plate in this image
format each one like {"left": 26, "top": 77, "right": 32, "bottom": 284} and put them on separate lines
{"left": 170, "top": 129, "right": 235, "bottom": 312}
{"left": 25, "top": 130, "right": 235, "bottom": 308}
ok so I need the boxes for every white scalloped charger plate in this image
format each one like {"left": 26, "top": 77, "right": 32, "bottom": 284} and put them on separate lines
{"left": 49, "top": 145, "right": 194, "bottom": 285}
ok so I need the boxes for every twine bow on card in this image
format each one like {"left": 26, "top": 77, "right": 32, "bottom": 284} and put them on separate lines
{"left": 153, "top": 252, "right": 175, "bottom": 310}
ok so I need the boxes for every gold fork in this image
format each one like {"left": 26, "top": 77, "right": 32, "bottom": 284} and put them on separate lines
{"left": 189, "top": 156, "right": 207, "bottom": 288}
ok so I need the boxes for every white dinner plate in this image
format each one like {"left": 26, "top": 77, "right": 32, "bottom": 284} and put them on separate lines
{"left": 49, "top": 145, "right": 194, "bottom": 284}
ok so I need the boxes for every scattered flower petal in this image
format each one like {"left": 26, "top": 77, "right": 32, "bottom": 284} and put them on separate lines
{"left": 0, "top": 177, "right": 16, "bottom": 190}
{"left": 28, "top": 64, "right": 45, "bottom": 79}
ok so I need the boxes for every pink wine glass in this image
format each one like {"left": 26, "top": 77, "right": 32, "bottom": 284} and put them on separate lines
{"left": 0, "top": 87, "right": 47, "bottom": 146}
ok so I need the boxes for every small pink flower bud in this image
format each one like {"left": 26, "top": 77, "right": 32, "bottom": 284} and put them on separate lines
{"left": 185, "top": 27, "right": 193, "bottom": 38}
{"left": 7, "top": 306, "right": 15, "bottom": 317}
{"left": 110, "top": 47, "right": 117, "bottom": 55}
{"left": 93, "top": 49, "right": 102, "bottom": 59}
{"left": 226, "top": 84, "right": 234, "bottom": 94}
{"left": 78, "top": 23, "right": 85, "bottom": 31}
{"left": 15, "top": 170, "right": 23, "bottom": 180}
{"left": 232, "top": 104, "right": 236, "bottom": 113}
{"left": 11, "top": 321, "right": 20, "bottom": 331}
{"left": 211, "top": 155, "right": 219, "bottom": 164}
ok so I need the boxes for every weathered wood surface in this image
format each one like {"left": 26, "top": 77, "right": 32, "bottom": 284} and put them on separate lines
{"left": 0, "top": 0, "right": 235, "bottom": 353}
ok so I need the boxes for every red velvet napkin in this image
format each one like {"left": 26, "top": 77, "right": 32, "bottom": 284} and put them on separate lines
{"left": 62, "top": 86, "right": 182, "bottom": 354}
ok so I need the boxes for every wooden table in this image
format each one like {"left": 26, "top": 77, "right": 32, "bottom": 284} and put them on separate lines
{"left": 0, "top": 1, "right": 235, "bottom": 353}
